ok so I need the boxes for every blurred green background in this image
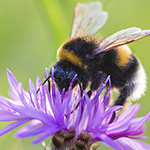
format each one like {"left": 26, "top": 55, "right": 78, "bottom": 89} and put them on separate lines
{"left": 0, "top": 0, "right": 150, "bottom": 149}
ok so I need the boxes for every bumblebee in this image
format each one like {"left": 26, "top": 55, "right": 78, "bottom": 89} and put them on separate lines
{"left": 42, "top": 2, "right": 150, "bottom": 121}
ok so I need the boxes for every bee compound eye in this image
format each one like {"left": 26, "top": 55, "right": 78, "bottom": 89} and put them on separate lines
{"left": 54, "top": 76, "right": 62, "bottom": 82}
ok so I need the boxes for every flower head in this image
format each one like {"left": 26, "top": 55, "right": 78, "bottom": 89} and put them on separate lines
{"left": 0, "top": 69, "right": 150, "bottom": 150}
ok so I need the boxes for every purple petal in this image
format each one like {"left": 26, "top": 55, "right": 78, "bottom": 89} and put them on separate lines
{"left": 51, "top": 67, "right": 56, "bottom": 102}
{"left": 70, "top": 74, "right": 78, "bottom": 86}
{"left": 0, "top": 95, "right": 18, "bottom": 109}
{"left": 27, "top": 89, "right": 36, "bottom": 108}
{"left": 91, "top": 76, "right": 110, "bottom": 104}
{"left": 130, "top": 112, "right": 150, "bottom": 131}
{"left": 8, "top": 89, "right": 20, "bottom": 102}
{"left": 95, "top": 132, "right": 123, "bottom": 150}
{"left": 128, "top": 136, "right": 147, "bottom": 140}
{"left": 89, "top": 99, "right": 105, "bottom": 129}
{"left": 73, "top": 99, "right": 83, "bottom": 128}
{"left": 15, "top": 120, "right": 42, "bottom": 135}
{"left": 103, "top": 105, "right": 123, "bottom": 121}
{"left": 108, "top": 104, "right": 140, "bottom": 131}
{"left": 16, "top": 124, "right": 52, "bottom": 138}
{"left": 84, "top": 91, "right": 92, "bottom": 128}
{"left": 36, "top": 77, "right": 46, "bottom": 112}
{"left": 32, "top": 126, "right": 62, "bottom": 144}
{"left": 64, "top": 87, "right": 72, "bottom": 126}
{"left": 0, "top": 119, "right": 30, "bottom": 136}
{"left": 0, "top": 112, "right": 22, "bottom": 121}
{"left": 18, "top": 83, "right": 28, "bottom": 107}
{"left": 9, "top": 105, "right": 56, "bottom": 126}
{"left": 7, "top": 69, "right": 19, "bottom": 98}
{"left": 29, "top": 79, "right": 39, "bottom": 109}
{"left": 116, "top": 137, "right": 150, "bottom": 150}
{"left": 54, "top": 90, "right": 65, "bottom": 125}
{"left": 103, "top": 91, "right": 111, "bottom": 109}
{"left": 45, "top": 85, "right": 55, "bottom": 115}
{"left": 119, "top": 104, "right": 140, "bottom": 121}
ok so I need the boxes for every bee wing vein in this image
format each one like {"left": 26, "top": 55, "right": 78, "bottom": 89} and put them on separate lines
{"left": 71, "top": 1, "right": 108, "bottom": 37}
{"left": 93, "top": 27, "right": 150, "bottom": 55}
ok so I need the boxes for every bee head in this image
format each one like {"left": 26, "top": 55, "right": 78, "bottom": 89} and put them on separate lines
{"left": 49, "top": 61, "right": 79, "bottom": 91}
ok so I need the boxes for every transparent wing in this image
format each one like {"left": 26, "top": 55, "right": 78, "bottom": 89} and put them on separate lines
{"left": 71, "top": 1, "right": 108, "bottom": 38}
{"left": 92, "top": 27, "right": 150, "bottom": 56}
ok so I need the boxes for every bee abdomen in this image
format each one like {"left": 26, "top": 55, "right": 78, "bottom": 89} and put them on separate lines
{"left": 128, "top": 63, "right": 147, "bottom": 101}
{"left": 116, "top": 45, "right": 132, "bottom": 67}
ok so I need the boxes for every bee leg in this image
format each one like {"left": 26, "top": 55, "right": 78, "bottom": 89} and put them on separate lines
{"left": 109, "top": 82, "right": 134, "bottom": 123}
{"left": 78, "top": 81, "right": 83, "bottom": 97}
{"left": 109, "top": 112, "right": 116, "bottom": 124}
{"left": 115, "top": 82, "right": 133, "bottom": 106}
{"left": 87, "top": 90, "right": 92, "bottom": 97}
{"left": 87, "top": 71, "right": 106, "bottom": 97}
{"left": 77, "top": 74, "right": 89, "bottom": 97}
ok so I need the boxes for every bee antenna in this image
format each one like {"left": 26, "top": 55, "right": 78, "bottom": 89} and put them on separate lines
{"left": 36, "top": 74, "right": 51, "bottom": 94}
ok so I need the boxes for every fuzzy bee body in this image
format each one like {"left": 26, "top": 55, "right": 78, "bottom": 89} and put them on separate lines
{"left": 52, "top": 36, "right": 146, "bottom": 106}
{"left": 41, "top": 1, "right": 150, "bottom": 122}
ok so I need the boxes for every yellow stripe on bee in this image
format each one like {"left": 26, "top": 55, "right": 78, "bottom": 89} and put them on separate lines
{"left": 116, "top": 45, "right": 132, "bottom": 67}
{"left": 57, "top": 47, "right": 87, "bottom": 69}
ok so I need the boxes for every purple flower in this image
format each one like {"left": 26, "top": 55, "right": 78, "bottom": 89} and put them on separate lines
{"left": 0, "top": 69, "right": 150, "bottom": 150}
